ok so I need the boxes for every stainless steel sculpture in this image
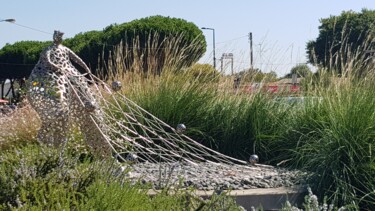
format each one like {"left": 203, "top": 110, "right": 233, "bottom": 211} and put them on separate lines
{"left": 27, "top": 30, "right": 111, "bottom": 156}
{"left": 26, "top": 30, "right": 253, "bottom": 169}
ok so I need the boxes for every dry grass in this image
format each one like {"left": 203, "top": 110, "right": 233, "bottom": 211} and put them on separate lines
{"left": 0, "top": 101, "right": 40, "bottom": 148}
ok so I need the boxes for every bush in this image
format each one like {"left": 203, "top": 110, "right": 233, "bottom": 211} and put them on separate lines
{"left": 99, "top": 15, "right": 206, "bottom": 77}
{"left": 277, "top": 77, "right": 375, "bottom": 208}
{"left": 0, "top": 144, "right": 99, "bottom": 209}
{"left": 0, "top": 142, "right": 241, "bottom": 210}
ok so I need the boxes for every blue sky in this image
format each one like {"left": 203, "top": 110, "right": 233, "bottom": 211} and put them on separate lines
{"left": 1, "top": 0, "right": 374, "bottom": 76}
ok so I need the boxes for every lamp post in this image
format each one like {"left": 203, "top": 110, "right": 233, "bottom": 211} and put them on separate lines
{"left": 201, "top": 27, "right": 216, "bottom": 69}
{"left": 0, "top": 19, "right": 16, "bottom": 23}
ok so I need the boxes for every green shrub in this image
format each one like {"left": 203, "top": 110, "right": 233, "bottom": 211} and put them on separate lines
{"left": 279, "top": 78, "right": 375, "bottom": 208}
{"left": 0, "top": 142, "right": 242, "bottom": 210}
{"left": 0, "top": 144, "right": 100, "bottom": 209}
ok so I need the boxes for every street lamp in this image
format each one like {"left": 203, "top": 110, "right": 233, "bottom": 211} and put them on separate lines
{"left": 0, "top": 19, "right": 16, "bottom": 23}
{"left": 201, "top": 27, "right": 216, "bottom": 69}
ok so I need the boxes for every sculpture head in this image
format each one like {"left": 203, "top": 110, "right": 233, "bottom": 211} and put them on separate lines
{"left": 53, "top": 30, "right": 64, "bottom": 45}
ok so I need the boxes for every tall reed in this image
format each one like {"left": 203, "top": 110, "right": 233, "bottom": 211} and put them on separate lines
{"left": 102, "top": 35, "right": 292, "bottom": 161}
{"left": 275, "top": 32, "right": 375, "bottom": 208}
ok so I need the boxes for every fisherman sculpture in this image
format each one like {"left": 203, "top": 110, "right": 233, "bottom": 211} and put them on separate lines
{"left": 27, "top": 30, "right": 111, "bottom": 156}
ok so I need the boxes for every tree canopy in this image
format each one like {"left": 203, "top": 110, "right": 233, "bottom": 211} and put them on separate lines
{"left": 236, "top": 68, "right": 278, "bottom": 83}
{"left": 306, "top": 9, "right": 375, "bottom": 73}
{"left": 284, "top": 64, "right": 312, "bottom": 78}
{"left": 0, "top": 41, "right": 50, "bottom": 80}
{"left": 0, "top": 15, "right": 206, "bottom": 80}
{"left": 99, "top": 15, "right": 206, "bottom": 77}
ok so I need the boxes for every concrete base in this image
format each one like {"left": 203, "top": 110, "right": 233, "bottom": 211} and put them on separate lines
{"left": 149, "top": 186, "right": 306, "bottom": 210}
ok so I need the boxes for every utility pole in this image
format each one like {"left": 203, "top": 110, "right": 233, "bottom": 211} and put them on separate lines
{"left": 220, "top": 57, "right": 224, "bottom": 73}
{"left": 249, "top": 32, "right": 253, "bottom": 70}
{"left": 231, "top": 56, "right": 234, "bottom": 75}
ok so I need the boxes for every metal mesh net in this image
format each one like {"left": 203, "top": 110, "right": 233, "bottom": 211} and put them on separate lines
{"left": 69, "top": 72, "right": 248, "bottom": 166}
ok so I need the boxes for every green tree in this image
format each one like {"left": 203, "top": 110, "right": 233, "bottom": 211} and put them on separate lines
{"left": 306, "top": 9, "right": 375, "bottom": 73}
{"left": 284, "top": 64, "right": 312, "bottom": 78}
{"left": 237, "top": 68, "right": 277, "bottom": 83}
{"left": 100, "top": 15, "right": 206, "bottom": 77}
{"left": 0, "top": 41, "right": 50, "bottom": 80}
{"left": 63, "top": 30, "right": 104, "bottom": 74}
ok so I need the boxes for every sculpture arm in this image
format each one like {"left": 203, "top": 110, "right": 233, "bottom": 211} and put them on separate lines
{"left": 45, "top": 48, "right": 60, "bottom": 70}
{"left": 67, "top": 48, "right": 92, "bottom": 73}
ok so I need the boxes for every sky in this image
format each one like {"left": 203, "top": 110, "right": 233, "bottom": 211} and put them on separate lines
{"left": 1, "top": 0, "right": 374, "bottom": 77}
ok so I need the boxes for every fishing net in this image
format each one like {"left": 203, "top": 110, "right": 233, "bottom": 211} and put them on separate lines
{"left": 69, "top": 72, "right": 248, "bottom": 166}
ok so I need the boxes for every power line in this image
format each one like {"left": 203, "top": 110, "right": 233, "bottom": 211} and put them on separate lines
{"left": 11, "top": 22, "right": 52, "bottom": 35}
{"left": 215, "top": 35, "right": 247, "bottom": 45}
{"left": 234, "top": 60, "right": 305, "bottom": 66}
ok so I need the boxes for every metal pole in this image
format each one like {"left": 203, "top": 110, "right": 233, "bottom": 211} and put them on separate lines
{"left": 212, "top": 29, "right": 216, "bottom": 69}
{"left": 202, "top": 27, "right": 216, "bottom": 69}
{"left": 249, "top": 32, "right": 253, "bottom": 70}
{"left": 220, "top": 56, "right": 223, "bottom": 73}
{"left": 1, "top": 82, "right": 4, "bottom": 99}
{"left": 231, "top": 57, "right": 234, "bottom": 75}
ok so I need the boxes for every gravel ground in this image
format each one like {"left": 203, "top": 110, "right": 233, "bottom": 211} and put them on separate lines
{"left": 121, "top": 161, "right": 307, "bottom": 191}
